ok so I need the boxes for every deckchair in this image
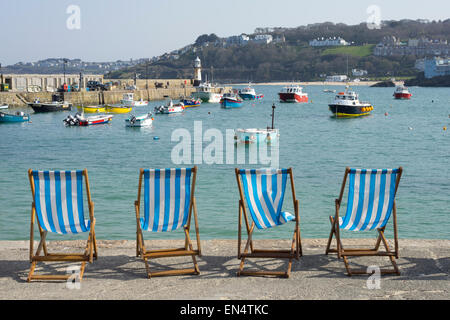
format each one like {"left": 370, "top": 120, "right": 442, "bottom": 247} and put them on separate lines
{"left": 134, "top": 167, "right": 201, "bottom": 278}
{"left": 27, "top": 169, "right": 97, "bottom": 282}
{"left": 235, "top": 168, "right": 302, "bottom": 278}
{"left": 325, "top": 167, "right": 403, "bottom": 276}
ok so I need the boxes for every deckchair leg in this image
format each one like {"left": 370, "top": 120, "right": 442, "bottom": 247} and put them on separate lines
{"left": 338, "top": 230, "right": 400, "bottom": 276}
{"left": 325, "top": 216, "right": 345, "bottom": 257}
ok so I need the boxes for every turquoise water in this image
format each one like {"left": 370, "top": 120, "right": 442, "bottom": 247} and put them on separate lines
{"left": 1, "top": 85, "right": 449, "bottom": 241}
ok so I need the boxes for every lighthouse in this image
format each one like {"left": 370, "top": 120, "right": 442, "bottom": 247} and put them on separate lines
{"left": 193, "top": 56, "right": 202, "bottom": 87}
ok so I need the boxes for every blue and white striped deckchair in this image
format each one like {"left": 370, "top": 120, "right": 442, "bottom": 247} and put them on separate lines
{"left": 239, "top": 169, "right": 295, "bottom": 229}
{"left": 135, "top": 167, "right": 201, "bottom": 278}
{"left": 325, "top": 167, "right": 403, "bottom": 276}
{"left": 27, "top": 169, "right": 97, "bottom": 282}
{"left": 235, "top": 168, "right": 302, "bottom": 278}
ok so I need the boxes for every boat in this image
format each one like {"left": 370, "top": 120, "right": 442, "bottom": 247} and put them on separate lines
{"left": 125, "top": 113, "right": 154, "bottom": 127}
{"left": 323, "top": 89, "right": 336, "bottom": 93}
{"left": 220, "top": 93, "right": 244, "bottom": 108}
{"left": 278, "top": 84, "right": 308, "bottom": 103}
{"left": 77, "top": 105, "right": 106, "bottom": 113}
{"left": 63, "top": 113, "right": 113, "bottom": 126}
{"left": 0, "top": 104, "right": 8, "bottom": 110}
{"left": 0, "top": 111, "right": 30, "bottom": 123}
{"left": 393, "top": 85, "right": 412, "bottom": 99}
{"left": 235, "top": 104, "right": 279, "bottom": 144}
{"left": 238, "top": 84, "right": 264, "bottom": 100}
{"left": 235, "top": 128, "right": 279, "bottom": 144}
{"left": 105, "top": 105, "right": 132, "bottom": 114}
{"left": 192, "top": 82, "right": 222, "bottom": 103}
{"left": 181, "top": 97, "right": 202, "bottom": 108}
{"left": 154, "top": 100, "right": 185, "bottom": 114}
{"left": 328, "top": 86, "right": 374, "bottom": 118}
{"left": 120, "top": 93, "right": 148, "bottom": 106}
{"left": 28, "top": 94, "right": 72, "bottom": 112}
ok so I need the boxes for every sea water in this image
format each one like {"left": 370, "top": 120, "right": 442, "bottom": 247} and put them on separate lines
{"left": 0, "top": 85, "right": 449, "bottom": 240}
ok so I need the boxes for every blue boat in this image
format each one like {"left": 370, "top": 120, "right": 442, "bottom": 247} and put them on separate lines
{"left": 0, "top": 111, "right": 30, "bottom": 123}
{"left": 239, "top": 85, "right": 264, "bottom": 100}
{"left": 181, "top": 97, "right": 202, "bottom": 108}
{"left": 220, "top": 93, "right": 243, "bottom": 109}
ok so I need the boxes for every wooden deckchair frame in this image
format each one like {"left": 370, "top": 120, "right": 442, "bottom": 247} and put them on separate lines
{"left": 325, "top": 167, "right": 403, "bottom": 276}
{"left": 27, "top": 169, "right": 98, "bottom": 282}
{"left": 134, "top": 166, "right": 201, "bottom": 278}
{"left": 235, "top": 168, "right": 302, "bottom": 278}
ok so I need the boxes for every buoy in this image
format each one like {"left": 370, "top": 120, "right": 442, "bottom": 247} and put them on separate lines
{"left": 444, "top": 126, "right": 447, "bottom": 131}
{"left": 385, "top": 112, "right": 388, "bottom": 116}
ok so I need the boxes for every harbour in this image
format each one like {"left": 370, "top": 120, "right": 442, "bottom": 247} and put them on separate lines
{"left": 1, "top": 85, "right": 449, "bottom": 241}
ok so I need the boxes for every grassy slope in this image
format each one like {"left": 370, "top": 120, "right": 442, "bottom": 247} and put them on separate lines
{"left": 321, "top": 44, "right": 376, "bottom": 57}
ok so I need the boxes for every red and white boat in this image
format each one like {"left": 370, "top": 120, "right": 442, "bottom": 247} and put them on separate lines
{"left": 63, "top": 113, "right": 113, "bottom": 126}
{"left": 393, "top": 85, "right": 412, "bottom": 99}
{"left": 278, "top": 85, "right": 308, "bottom": 103}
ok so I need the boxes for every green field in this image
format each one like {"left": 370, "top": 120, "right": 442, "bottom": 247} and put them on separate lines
{"left": 321, "top": 44, "right": 375, "bottom": 57}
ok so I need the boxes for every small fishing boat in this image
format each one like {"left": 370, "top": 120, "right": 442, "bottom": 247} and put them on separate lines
{"left": 238, "top": 84, "right": 264, "bottom": 100}
{"left": 125, "top": 113, "right": 154, "bottom": 127}
{"left": 192, "top": 82, "right": 223, "bottom": 103}
{"left": 393, "top": 85, "right": 412, "bottom": 99}
{"left": 105, "top": 105, "right": 132, "bottom": 114}
{"left": 120, "top": 93, "right": 148, "bottom": 106}
{"left": 27, "top": 94, "right": 72, "bottom": 112}
{"left": 63, "top": 113, "right": 113, "bottom": 126}
{"left": 181, "top": 97, "right": 202, "bottom": 108}
{"left": 278, "top": 84, "right": 308, "bottom": 103}
{"left": 220, "top": 93, "right": 244, "bottom": 108}
{"left": 0, "top": 111, "right": 30, "bottom": 123}
{"left": 323, "top": 89, "right": 336, "bottom": 93}
{"left": 77, "top": 105, "right": 106, "bottom": 113}
{"left": 328, "top": 86, "right": 373, "bottom": 118}
{"left": 235, "top": 104, "right": 279, "bottom": 144}
{"left": 0, "top": 104, "right": 8, "bottom": 110}
{"left": 154, "top": 100, "right": 185, "bottom": 114}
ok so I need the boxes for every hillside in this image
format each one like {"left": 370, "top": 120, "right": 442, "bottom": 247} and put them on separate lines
{"left": 105, "top": 19, "right": 450, "bottom": 82}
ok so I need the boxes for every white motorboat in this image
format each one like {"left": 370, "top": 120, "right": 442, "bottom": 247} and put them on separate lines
{"left": 154, "top": 100, "right": 185, "bottom": 114}
{"left": 125, "top": 113, "right": 154, "bottom": 127}
{"left": 192, "top": 82, "right": 222, "bottom": 103}
{"left": 235, "top": 104, "right": 279, "bottom": 144}
{"left": 121, "top": 93, "right": 148, "bottom": 106}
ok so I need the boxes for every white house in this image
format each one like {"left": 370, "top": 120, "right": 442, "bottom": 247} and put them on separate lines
{"left": 252, "top": 34, "right": 273, "bottom": 44}
{"left": 325, "top": 75, "right": 348, "bottom": 82}
{"left": 309, "top": 37, "right": 349, "bottom": 47}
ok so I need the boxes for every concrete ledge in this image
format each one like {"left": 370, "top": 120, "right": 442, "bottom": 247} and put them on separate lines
{"left": 0, "top": 239, "right": 449, "bottom": 300}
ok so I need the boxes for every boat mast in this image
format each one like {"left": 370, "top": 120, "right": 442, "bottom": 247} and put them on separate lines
{"left": 271, "top": 104, "right": 276, "bottom": 129}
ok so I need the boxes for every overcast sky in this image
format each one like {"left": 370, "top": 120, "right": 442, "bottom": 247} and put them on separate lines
{"left": 0, "top": 0, "right": 449, "bottom": 65}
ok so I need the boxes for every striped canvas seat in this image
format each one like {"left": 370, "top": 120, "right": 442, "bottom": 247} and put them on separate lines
{"left": 140, "top": 168, "right": 192, "bottom": 232}
{"left": 339, "top": 169, "right": 399, "bottom": 231}
{"left": 239, "top": 168, "right": 295, "bottom": 229}
{"left": 31, "top": 170, "right": 90, "bottom": 234}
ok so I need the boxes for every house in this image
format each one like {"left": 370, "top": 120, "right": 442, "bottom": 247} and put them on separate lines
{"left": 309, "top": 37, "right": 349, "bottom": 47}
{"left": 424, "top": 57, "right": 450, "bottom": 78}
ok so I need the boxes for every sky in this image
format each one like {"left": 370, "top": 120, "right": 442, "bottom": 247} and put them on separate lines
{"left": 0, "top": 0, "right": 449, "bottom": 66}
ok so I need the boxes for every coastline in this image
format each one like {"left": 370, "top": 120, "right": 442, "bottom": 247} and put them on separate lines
{"left": 1, "top": 239, "right": 448, "bottom": 300}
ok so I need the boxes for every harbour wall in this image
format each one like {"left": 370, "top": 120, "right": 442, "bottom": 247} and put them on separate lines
{"left": 0, "top": 86, "right": 230, "bottom": 107}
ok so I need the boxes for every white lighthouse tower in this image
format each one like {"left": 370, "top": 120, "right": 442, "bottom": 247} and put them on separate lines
{"left": 193, "top": 56, "right": 202, "bottom": 86}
